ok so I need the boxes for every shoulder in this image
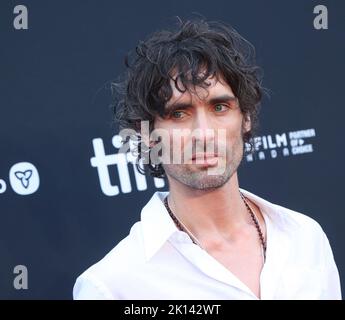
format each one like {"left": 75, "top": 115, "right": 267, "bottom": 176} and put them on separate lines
{"left": 241, "top": 188, "right": 329, "bottom": 252}
{"left": 241, "top": 188, "right": 326, "bottom": 239}
{"left": 73, "top": 220, "right": 145, "bottom": 299}
{"left": 272, "top": 201, "right": 325, "bottom": 240}
{"left": 269, "top": 200, "right": 341, "bottom": 299}
{"left": 265, "top": 199, "right": 334, "bottom": 265}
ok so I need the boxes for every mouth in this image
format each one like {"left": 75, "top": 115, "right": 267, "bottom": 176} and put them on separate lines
{"left": 191, "top": 152, "right": 218, "bottom": 159}
{"left": 190, "top": 153, "right": 219, "bottom": 166}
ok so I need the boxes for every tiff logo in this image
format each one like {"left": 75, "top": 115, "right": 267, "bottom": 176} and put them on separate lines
{"left": 91, "top": 135, "right": 165, "bottom": 196}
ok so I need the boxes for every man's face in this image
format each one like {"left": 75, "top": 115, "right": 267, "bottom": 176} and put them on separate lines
{"left": 153, "top": 74, "right": 250, "bottom": 190}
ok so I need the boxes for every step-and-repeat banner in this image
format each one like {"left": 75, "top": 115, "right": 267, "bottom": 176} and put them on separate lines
{"left": 1, "top": 1, "right": 344, "bottom": 299}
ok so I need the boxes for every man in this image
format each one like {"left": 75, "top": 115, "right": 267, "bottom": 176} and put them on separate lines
{"left": 73, "top": 19, "right": 341, "bottom": 299}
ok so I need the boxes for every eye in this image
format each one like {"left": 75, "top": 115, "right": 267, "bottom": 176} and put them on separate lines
{"left": 171, "top": 110, "right": 186, "bottom": 119}
{"left": 213, "top": 104, "right": 229, "bottom": 112}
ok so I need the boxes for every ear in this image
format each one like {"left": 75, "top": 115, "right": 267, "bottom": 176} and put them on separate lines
{"left": 141, "top": 134, "right": 157, "bottom": 150}
{"left": 137, "top": 120, "right": 154, "bottom": 148}
{"left": 243, "top": 114, "right": 251, "bottom": 133}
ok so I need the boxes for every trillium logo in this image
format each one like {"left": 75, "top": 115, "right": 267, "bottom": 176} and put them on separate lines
{"left": 9, "top": 162, "right": 40, "bottom": 195}
{"left": 14, "top": 170, "right": 33, "bottom": 188}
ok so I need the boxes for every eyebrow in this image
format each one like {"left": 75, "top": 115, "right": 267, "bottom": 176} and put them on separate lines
{"left": 164, "top": 94, "right": 237, "bottom": 114}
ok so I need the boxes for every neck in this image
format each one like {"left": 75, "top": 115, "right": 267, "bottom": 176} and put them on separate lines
{"left": 166, "top": 172, "right": 250, "bottom": 244}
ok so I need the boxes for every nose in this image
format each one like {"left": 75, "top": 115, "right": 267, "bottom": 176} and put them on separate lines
{"left": 192, "top": 109, "right": 215, "bottom": 146}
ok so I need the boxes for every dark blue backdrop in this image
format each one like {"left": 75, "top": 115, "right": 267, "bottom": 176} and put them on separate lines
{"left": 1, "top": 0, "right": 344, "bottom": 299}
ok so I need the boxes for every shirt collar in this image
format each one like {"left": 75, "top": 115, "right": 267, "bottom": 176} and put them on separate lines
{"left": 140, "top": 191, "right": 177, "bottom": 262}
{"left": 140, "top": 188, "right": 286, "bottom": 262}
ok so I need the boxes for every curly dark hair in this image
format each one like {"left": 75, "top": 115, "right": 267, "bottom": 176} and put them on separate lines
{"left": 112, "top": 18, "right": 265, "bottom": 178}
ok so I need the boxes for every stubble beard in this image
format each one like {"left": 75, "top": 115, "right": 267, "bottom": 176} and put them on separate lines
{"left": 163, "top": 134, "right": 245, "bottom": 190}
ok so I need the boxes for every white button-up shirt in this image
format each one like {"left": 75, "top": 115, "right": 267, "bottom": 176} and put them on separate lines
{"left": 73, "top": 188, "right": 342, "bottom": 300}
